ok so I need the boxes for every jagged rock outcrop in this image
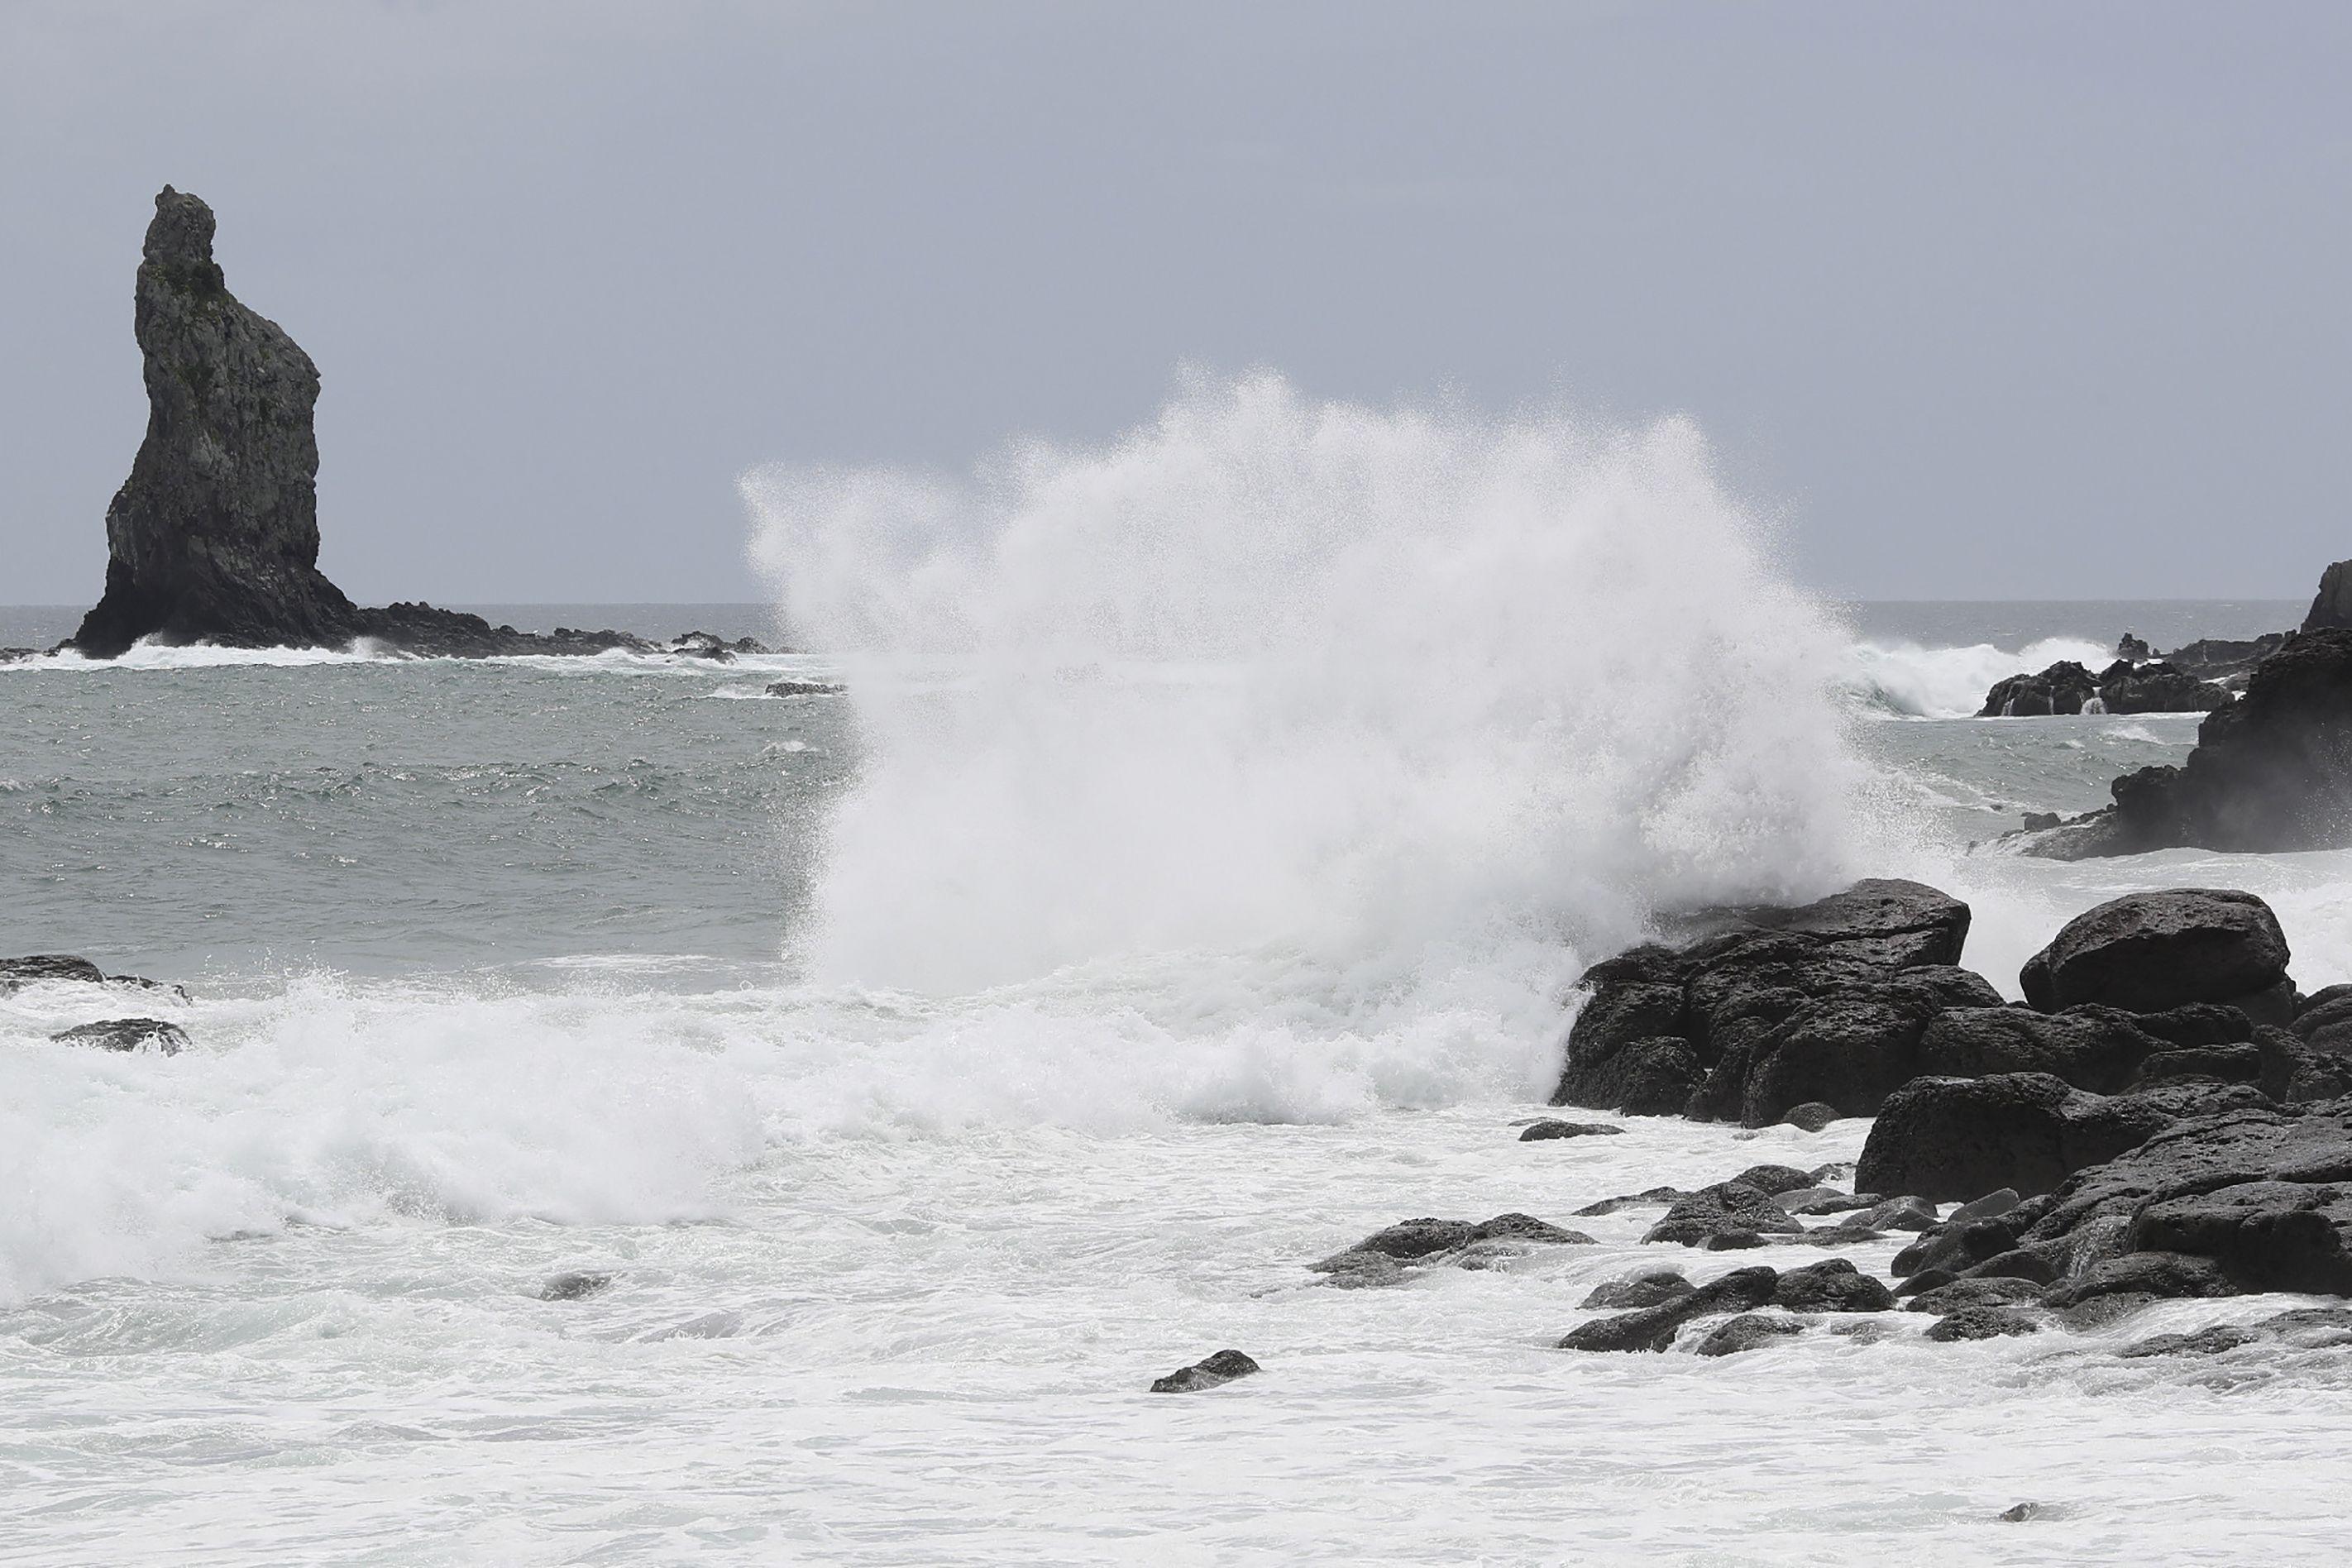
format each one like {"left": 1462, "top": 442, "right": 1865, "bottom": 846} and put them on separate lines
{"left": 2027, "top": 629, "right": 2352, "bottom": 857}
{"left": 69, "top": 188, "right": 358, "bottom": 657}
{"left": 63, "top": 189, "right": 777, "bottom": 664}
{"left": 1977, "top": 657, "right": 2226, "bottom": 719}
{"left": 2305, "top": 559, "right": 2352, "bottom": 633}
{"left": 1551, "top": 878, "right": 1986, "bottom": 1126}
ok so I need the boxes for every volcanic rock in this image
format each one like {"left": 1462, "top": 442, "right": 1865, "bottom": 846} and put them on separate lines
{"left": 1150, "top": 1350, "right": 1260, "bottom": 1393}
{"left": 1855, "top": 1073, "right": 2268, "bottom": 1202}
{"left": 1518, "top": 1119, "right": 1625, "bottom": 1141}
{"left": 1695, "top": 1313, "right": 1805, "bottom": 1356}
{"left": 1643, "top": 1182, "right": 1805, "bottom": 1247}
{"left": 2019, "top": 891, "right": 2291, "bottom": 1017}
{"left": 68, "top": 188, "right": 357, "bottom": 656}
{"left": 50, "top": 1018, "right": 189, "bottom": 1054}
{"left": 1578, "top": 1269, "right": 1693, "bottom": 1311}
{"left": 1980, "top": 661, "right": 2096, "bottom": 718}
{"left": 2029, "top": 627, "right": 2352, "bottom": 857}
{"left": 2304, "top": 559, "right": 2352, "bottom": 632}
{"left": 1924, "top": 1306, "right": 2040, "bottom": 1341}
{"left": 1557, "top": 1265, "right": 1781, "bottom": 1353}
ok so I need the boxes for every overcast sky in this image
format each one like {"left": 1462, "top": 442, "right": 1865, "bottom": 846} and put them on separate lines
{"left": 3, "top": 1, "right": 2346, "bottom": 605}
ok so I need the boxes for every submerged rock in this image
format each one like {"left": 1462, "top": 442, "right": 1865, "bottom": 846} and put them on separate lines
{"left": 1310, "top": 1212, "right": 1591, "bottom": 1283}
{"left": 1579, "top": 1268, "right": 1693, "bottom": 1311}
{"left": 1558, "top": 1265, "right": 1781, "bottom": 1353}
{"left": 50, "top": 1018, "right": 189, "bottom": 1054}
{"left": 1518, "top": 1119, "right": 1625, "bottom": 1141}
{"left": 1, "top": 955, "right": 106, "bottom": 990}
{"left": 1150, "top": 1349, "right": 1260, "bottom": 1393}
{"left": 767, "top": 680, "right": 848, "bottom": 697}
{"left": 535, "top": 1271, "right": 615, "bottom": 1301}
{"left": 1695, "top": 1312, "right": 1805, "bottom": 1356}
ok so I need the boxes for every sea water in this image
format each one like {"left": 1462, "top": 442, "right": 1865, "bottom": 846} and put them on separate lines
{"left": 3, "top": 376, "right": 2347, "bottom": 1564}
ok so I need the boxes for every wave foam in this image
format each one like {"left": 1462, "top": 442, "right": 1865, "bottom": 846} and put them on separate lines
{"left": 743, "top": 372, "right": 1872, "bottom": 995}
{"left": 1838, "top": 636, "right": 2115, "bottom": 719}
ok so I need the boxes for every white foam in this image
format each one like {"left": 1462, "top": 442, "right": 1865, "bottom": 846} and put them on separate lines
{"left": 744, "top": 371, "right": 1870, "bottom": 996}
{"left": 1838, "top": 635, "right": 2116, "bottom": 719}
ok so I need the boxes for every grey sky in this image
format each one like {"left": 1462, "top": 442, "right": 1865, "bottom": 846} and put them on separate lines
{"left": 3, "top": 1, "right": 2346, "bottom": 605}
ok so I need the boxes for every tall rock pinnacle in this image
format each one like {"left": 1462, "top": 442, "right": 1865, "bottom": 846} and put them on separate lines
{"left": 69, "top": 186, "right": 358, "bottom": 656}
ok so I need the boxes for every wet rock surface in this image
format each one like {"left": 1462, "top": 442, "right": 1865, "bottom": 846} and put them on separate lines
{"left": 1150, "top": 1350, "right": 1260, "bottom": 1393}
{"left": 1517, "top": 1119, "right": 1625, "bottom": 1141}
{"left": 50, "top": 1018, "right": 189, "bottom": 1054}
{"left": 2019, "top": 891, "right": 2291, "bottom": 1017}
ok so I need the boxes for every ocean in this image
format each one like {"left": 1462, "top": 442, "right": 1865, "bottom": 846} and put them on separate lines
{"left": 5, "top": 388, "right": 2349, "bottom": 1563}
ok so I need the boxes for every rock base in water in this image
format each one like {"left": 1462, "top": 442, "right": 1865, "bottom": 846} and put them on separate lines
{"left": 1150, "top": 1350, "right": 1260, "bottom": 1393}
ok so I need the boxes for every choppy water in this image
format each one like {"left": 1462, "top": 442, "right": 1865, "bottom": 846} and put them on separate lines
{"left": 4, "top": 385, "right": 2347, "bottom": 1564}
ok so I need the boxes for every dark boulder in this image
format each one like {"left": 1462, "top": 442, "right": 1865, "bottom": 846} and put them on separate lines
{"left": 2293, "top": 984, "right": 2352, "bottom": 1049}
{"left": 2120, "top": 1306, "right": 2352, "bottom": 1359}
{"left": 1855, "top": 1073, "right": 2264, "bottom": 1202}
{"left": 1309, "top": 1213, "right": 1590, "bottom": 1282}
{"left": 2029, "top": 627, "right": 2352, "bottom": 857}
{"left": 1643, "top": 1182, "right": 1805, "bottom": 1246}
{"left": 2258, "top": 1025, "right": 2352, "bottom": 1103}
{"left": 2098, "top": 663, "right": 2230, "bottom": 715}
{"left": 1552, "top": 1036, "right": 1702, "bottom": 1117}
{"left": 2017, "top": 1102, "right": 2352, "bottom": 1298}
{"left": 1915, "top": 1006, "right": 2163, "bottom": 1094}
{"left": 1695, "top": 1313, "right": 1805, "bottom": 1356}
{"left": 2019, "top": 890, "right": 2290, "bottom": 1016}
{"left": 51, "top": 1018, "right": 189, "bottom": 1054}
{"left": 1771, "top": 1259, "right": 1895, "bottom": 1312}
{"left": 1579, "top": 1269, "right": 1693, "bottom": 1310}
{"left": 1728, "top": 1164, "right": 1815, "bottom": 1196}
{"left": 1517, "top": 1119, "right": 1624, "bottom": 1141}
{"left": 1552, "top": 880, "right": 1979, "bottom": 1119}
{"left": 1980, "top": 662, "right": 2096, "bottom": 718}
{"left": 1706, "top": 878, "right": 1973, "bottom": 969}
{"left": 1557, "top": 1265, "right": 1780, "bottom": 1354}
{"left": 1, "top": 955, "right": 106, "bottom": 989}
{"left": 1150, "top": 1349, "right": 1260, "bottom": 1393}
{"left": 1780, "top": 1101, "right": 1841, "bottom": 1132}
{"left": 1903, "top": 1276, "right": 2046, "bottom": 1314}
{"left": 1924, "top": 1306, "right": 2040, "bottom": 1341}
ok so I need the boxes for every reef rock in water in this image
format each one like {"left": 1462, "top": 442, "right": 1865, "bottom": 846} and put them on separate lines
{"left": 68, "top": 188, "right": 359, "bottom": 657}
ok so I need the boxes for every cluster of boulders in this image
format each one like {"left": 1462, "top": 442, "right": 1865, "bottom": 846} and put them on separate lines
{"left": 1978, "top": 657, "right": 2228, "bottom": 718}
{"left": 1499, "top": 879, "right": 2352, "bottom": 1355}
{"left": 2, "top": 955, "right": 190, "bottom": 1054}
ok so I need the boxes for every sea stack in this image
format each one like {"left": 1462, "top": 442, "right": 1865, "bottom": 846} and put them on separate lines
{"left": 69, "top": 187, "right": 359, "bottom": 657}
